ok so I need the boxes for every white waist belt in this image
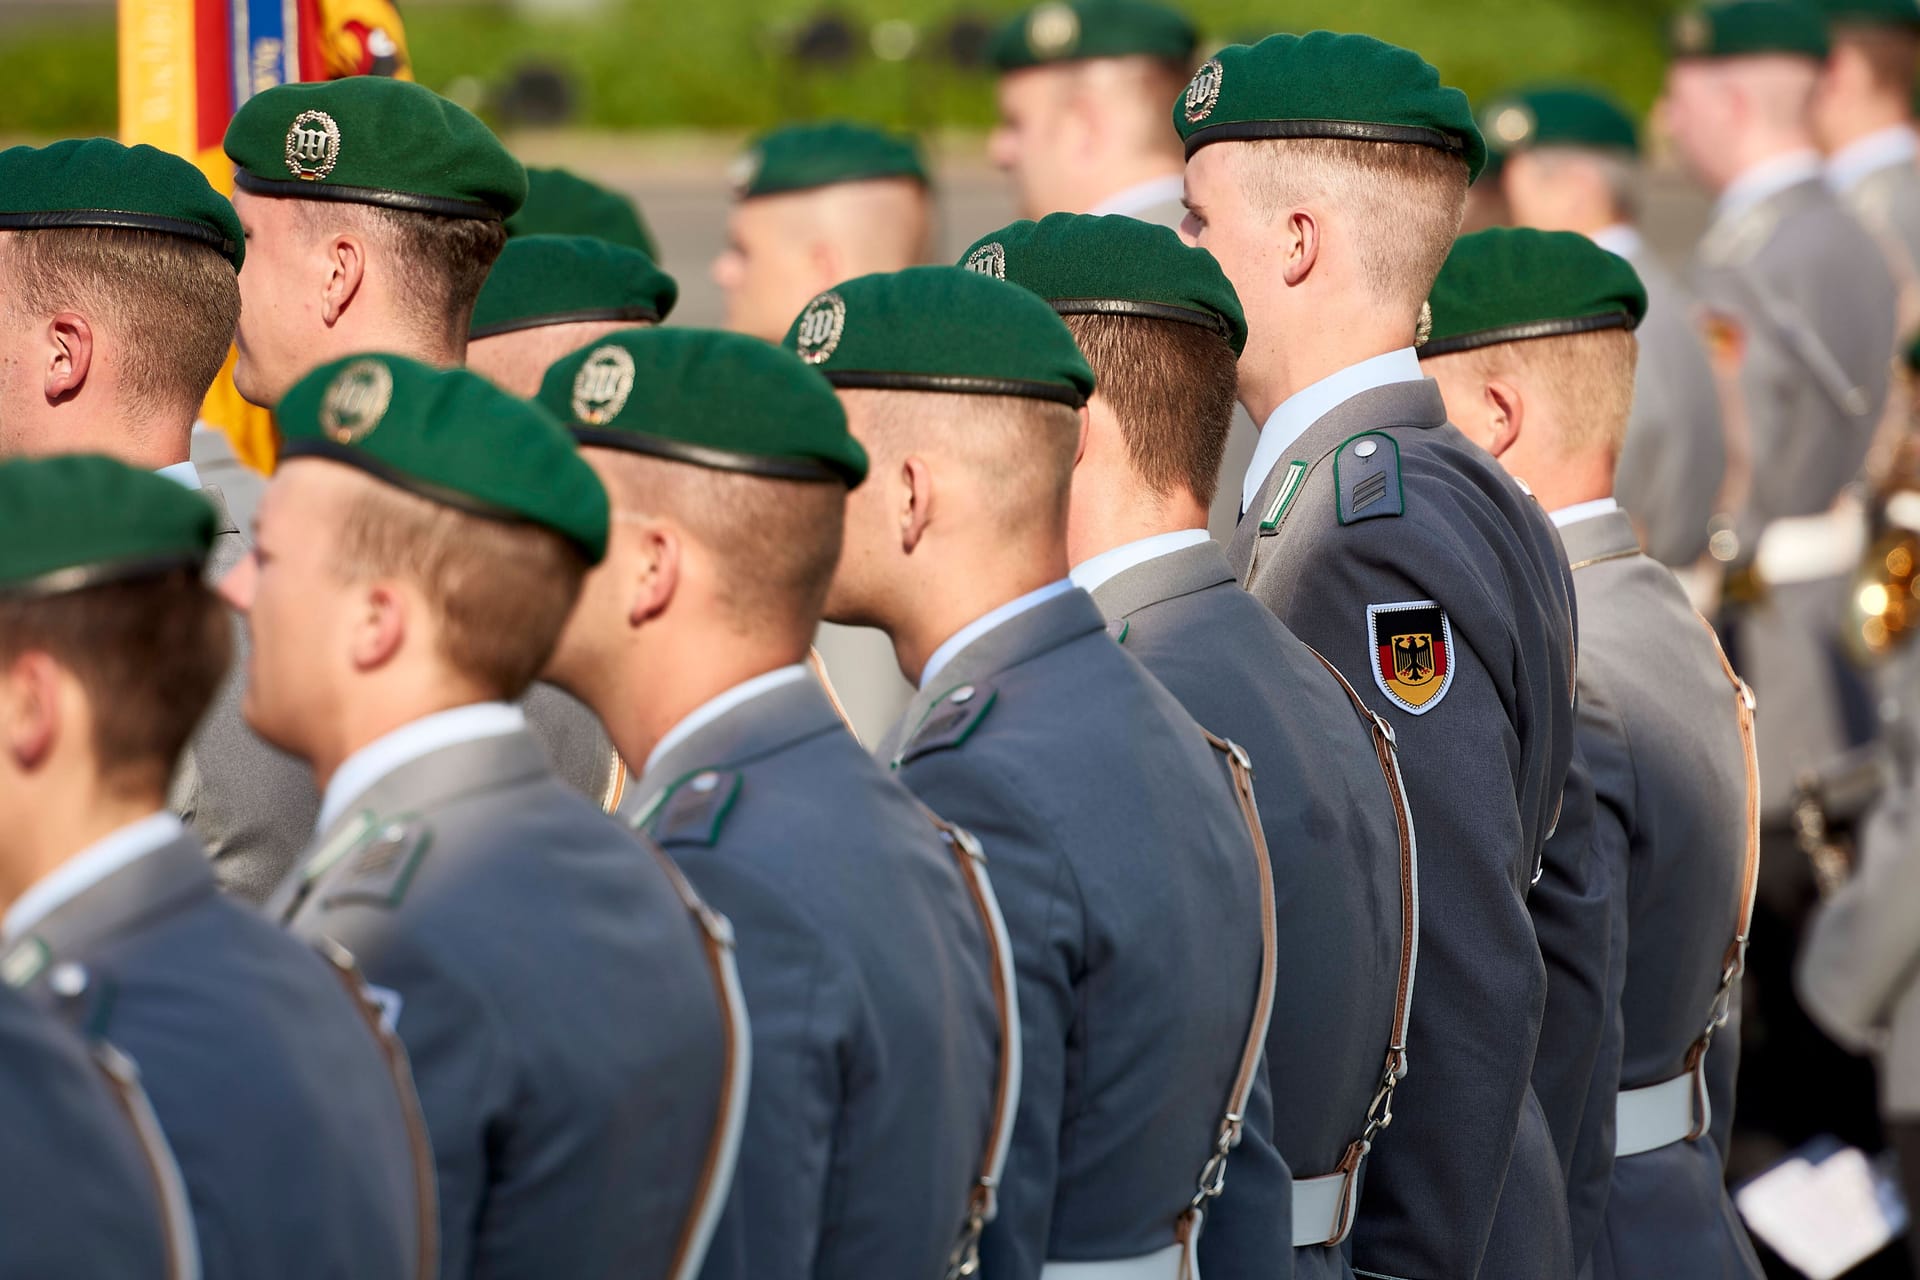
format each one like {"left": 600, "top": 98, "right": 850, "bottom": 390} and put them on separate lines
{"left": 1754, "top": 501, "right": 1865, "bottom": 586}
{"left": 1291, "top": 1169, "right": 1358, "bottom": 1248}
{"left": 1615, "top": 1059, "right": 1710, "bottom": 1158}
{"left": 1041, "top": 1243, "right": 1186, "bottom": 1279}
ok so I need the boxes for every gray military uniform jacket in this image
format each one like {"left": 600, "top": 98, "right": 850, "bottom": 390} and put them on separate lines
{"left": 0, "top": 984, "right": 179, "bottom": 1279}
{"left": 277, "top": 725, "right": 739, "bottom": 1280}
{"left": 878, "top": 588, "right": 1271, "bottom": 1279}
{"left": 1553, "top": 511, "right": 1764, "bottom": 1280}
{"left": 1088, "top": 539, "right": 1409, "bottom": 1280}
{"left": 1230, "top": 377, "right": 1579, "bottom": 1280}
{"left": 1609, "top": 237, "right": 1726, "bottom": 568}
{"left": 633, "top": 673, "right": 1002, "bottom": 1280}
{"left": 5, "top": 828, "right": 424, "bottom": 1279}
{"left": 1837, "top": 157, "right": 1920, "bottom": 314}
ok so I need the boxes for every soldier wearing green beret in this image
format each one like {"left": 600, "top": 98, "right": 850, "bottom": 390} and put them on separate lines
{"left": 230, "top": 355, "right": 746, "bottom": 1280}
{"left": 508, "top": 165, "right": 662, "bottom": 260}
{"left": 0, "top": 453, "right": 437, "bottom": 1279}
{"left": 0, "top": 137, "right": 323, "bottom": 904}
{"left": 1418, "top": 228, "right": 1766, "bottom": 1280}
{"left": 534, "top": 327, "right": 1012, "bottom": 1280}
{"left": 1484, "top": 84, "right": 1728, "bottom": 571}
{"left": 712, "top": 121, "right": 932, "bottom": 345}
{"left": 467, "top": 234, "right": 677, "bottom": 397}
{"left": 1173, "top": 30, "right": 1581, "bottom": 1279}
{"left": 962, "top": 212, "right": 1417, "bottom": 1280}
{"left": 790, "top": 265, "right": 1275, "bottom": 1279}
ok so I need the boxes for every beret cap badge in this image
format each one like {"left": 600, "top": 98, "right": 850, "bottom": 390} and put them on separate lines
{"left": 1490, "top": 104, "right": 1535, "bottom": 147}
{"left": 1026, "top": 3, "right": 1082, "bottom": 57}
{"left": 284, "top": 109, "right": 342, "bottom": 182}
{"left": 572, "top": 345, "right": 638, "bottom": 426}
{"left": 964, "top": 243, "right": 1008, "bottom": 279}
{"left": 321, "top": 359, "right": 393, "bottom": 444}
{"left": 1184, "top": 59, "right": 1224, "bottom": 124}
{"left": 795, "top": 291, "right": 848, "bottom": 365}
{"left": 1673, "top": 9, "right": 1712, "bottom": 55}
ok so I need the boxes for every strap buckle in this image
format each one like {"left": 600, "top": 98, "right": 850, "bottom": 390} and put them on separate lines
{"left": 1189, "top": 1120, "right": 1240, "bottom": 1213}
{"left": 945, "top": 1185, "right": 992, "bottom": 1280}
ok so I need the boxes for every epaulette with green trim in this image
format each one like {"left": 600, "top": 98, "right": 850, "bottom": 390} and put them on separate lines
{"left": 1106, "top": 617, "right": 1130, "bottom": 645}
{"left": 895, "top": 683, "right": 998, "bottom": 768}
{"left": 646, "top": 770, "right": 744, "bottom": 848}
{"left": 321, "top": 818, "right": 434, "bottom": 912}
{"left": 4, "top": 948, "right": 119, "bottom": 1040}
{"left": 1335, "top": 431, "right": 1404, "bottom": 525}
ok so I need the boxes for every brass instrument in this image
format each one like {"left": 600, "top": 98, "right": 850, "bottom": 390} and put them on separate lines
{"left": 1847, "top": 404, "right": 1920, "bottom": 663}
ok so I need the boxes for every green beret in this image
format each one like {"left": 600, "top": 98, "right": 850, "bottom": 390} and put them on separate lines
{"left": 507, "top": 167, "right": 660, "bottom": 259}
{"left": 537, "top": 329, "right": 867, "bottom": 488}
{"left": 277, "top": 354, "right": 608, "bottom": 562}
{"left": 987, "top": 0, "right": 1198, "bottom": 71}
{"left": 0, "top": 454, "right": 215, "bottom": 599}
{"left": 1418, "top": 227, "right": 1648, "bottom": 359}
{"left": 1669, "top": 2, "right": 1832, "bottom": 60}
{"left": 0, "top": 138, "right": 244, "bottom": 270}
{"left": 1480, "top": 85, "right": 1639, "bottom": 159}
{"left": 1905, "top": 329, "right": 1920, "bottom": 373}
{"left": 959, "top": 213, "right": 1248, "bottom": 356}
{"left": 1173, "top": 32, "right": 1487, "bottom": 183}
{"left": 224, "top": 77, "right": 526, "bottom": 221}
{"left": 471, "top": 236, "right": 678, "bottom": 340}
{"left": 781, "top": 266, "right": 1096, "bottom": 408}
{"left": 733, "top": 121, "right": 928, "bottom": 200}
{"left": 1809, "top": 0, "right": 1920, "bottom": 28}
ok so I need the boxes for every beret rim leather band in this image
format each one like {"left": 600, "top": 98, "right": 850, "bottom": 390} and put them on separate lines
{"left": 469, "top": 305, "right": 664, "bottom": 340}
{"left": 570, "top": 426, "right": 857, "bottom": 486}
{"left": 1416, "top": 309, "right": 1637, "bottom": 358}
{"left": 743, "top": 173, "right": 930, "bottom": 201}
{"left": 234, "top": 171, "right": 504, "bottom": 221}
{"left": 1183, "top": 118, "right": 1468, "bottom": 159}
{"left": 0, "top": 552, "right": 207, "bottom": 601}
{"left": 0, "top": 210, "right": 238, "bottom": 263}
{"left": 820, "top": 370, "right": 1089, "bottom": 408}
{"left": 1048, "top": 297, "right": 1234, "bottom": 339}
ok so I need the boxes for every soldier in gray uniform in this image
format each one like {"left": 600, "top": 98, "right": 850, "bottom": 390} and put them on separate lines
{"left": 0, "top": 138, "right": 320, "bottom": 904}
{"left": 1813, "top": 0, "right": 1920, "bottom": 313}
{"left": 220, "top": 76, "right": 625, "bottom": 832}
{"left": 1419, "top": 228, "right": 1766, "bottom": 1279}
{"left": 1176, "top": 33, "right": 1581, "bottom": 1278}
{"left": 962, "top": 212, "right": 1417, "bottom": 1280}
{"left": 0, "top": 454, "right": 429, "bottom": 1278}
{"left": 791, "top": 266, "right": 1276, "bottom": 1279}
{"left": 234, "top": 356, "right": 745, "bottom": 1280}
{"left": 1484, "top": 84, "right": 1728, "bottom": 568}
{"left": 535, "top": 328, "right": 1012, "bottom": 1280}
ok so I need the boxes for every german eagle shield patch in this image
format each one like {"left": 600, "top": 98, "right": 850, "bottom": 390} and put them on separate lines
{"left": 1368, "top": 600, "right": 1454, "bottom": 715}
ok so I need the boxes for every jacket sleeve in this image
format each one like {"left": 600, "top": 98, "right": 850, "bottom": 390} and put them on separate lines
{"left": 1798, "top": 781, "right": 1920, "bottom": 1053}
{"left": 1192, "top": 1056, "right": 1293, "bottom": 1279}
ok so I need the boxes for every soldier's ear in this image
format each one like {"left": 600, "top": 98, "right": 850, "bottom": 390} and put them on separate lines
{"left": 1280, "top": 210, "right": 1319, "bottom": 289}
{"left": 319, "top": 232, "right": 369, "bottom": 327}
{"left": 1483, "top": 378, "right": 1524, "bottom": 460}
{"left": 627, "top": 521, "right": 680, "bottom": 627}
{"left": 899, "top": 454, "right": 934, "bottom": 555}
{"left": 0, "top": 651, "right": 62, "bottom": 775}
{"left": 43, "top": 312, "right": 92, "bottom": 403}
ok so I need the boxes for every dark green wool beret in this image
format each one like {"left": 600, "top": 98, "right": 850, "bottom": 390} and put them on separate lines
{"left": 959, "top": 213, "right": 1248, "bottom": 356}
{"left": 1669, "top": 2, "right": 1832, "bottom": 59}
{"left": 277, "top": 354, "right": 608, "bottom": 562}
{"left": 507, "top": 167, "right": 660, "bottom": 259}
{"left": 0, "top": 138, "right": 244, "bottom": 270}
{"left": 1480, "top": 85, "right": 1640, "bottom": 159}
{"left": 224, "top": 77, "right": 526, "bottom": 221}
{"left": 471, "top": 236, "right": 678, "bottom": 340}
{"left": 781, "top": 266, "right": 1096, "bottom": 408}
{"left": 1905, "top": 329, "right": 1920, "bottom": 373}
{"left": 987, "top": 0, "right": 1198, "bottom": 71}
{"left": 537, "top": 329, "right": 867, "bottom": 488}
{"left": 1809, "top": 0, "right": 1920, "bottom": 27}
{"left": 0, "top": 454, "right": 215, "bottom": 599}
{"left": 1418, "top": 228, "right": 1648, "bottom": 359}
{"left": 732, "top": 121, "right": 928, "bottom": 200}
{"left": 1173, "top": 31, "right": 1488, "bottom": 183}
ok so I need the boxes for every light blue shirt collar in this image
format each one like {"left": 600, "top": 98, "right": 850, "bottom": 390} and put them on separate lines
{"left": 1089, "top": 174, "right": 1187, "bottom": 219}
{"left": 4, "top": 812, "right": 184, "bottom": 943}
{"left": 1589, "top": 224, "right": 1644, "bottom": 261}
{"left": 1550, "top": 496, "right": 1620, "bottom": 530}
{"left": 319, "top": 701, "right": 526, "bottom": 833}
{"left": 1242, "top": 347, "right": 1425, "bottom": 513}
{"left": 1827, "top": 125, "right": 1919, "bottom": 194}
{"left": 644, "top": 664, "right": 811, "bottom": 777}
{"left": 155, "top": 460, "right": 202, "bottom": 490}
{"left": 920, "top": 579, "right": 1074, "bottom": 690}
{"left": 1715, "top": 150, "right": 1824, "bottom": 225}
{"left": 1069, "top": 529, "right": 1211, "bottom": 594}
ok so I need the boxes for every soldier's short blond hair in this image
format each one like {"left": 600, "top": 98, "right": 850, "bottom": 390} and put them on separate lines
{"left": 1464, "top": 327, "right": 1639, "bottom": 458}
{"left": 853, "top": 389, "right": 1080, "bottom": 538}
{"left": 294, "top": 201, "right": 507, "bottom": 352}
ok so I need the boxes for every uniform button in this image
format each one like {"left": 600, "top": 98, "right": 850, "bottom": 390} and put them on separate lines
{"left": 1355, "top": 439, "right": 1378, "bottom": 459}
{"left": 690, "top": 771, "right": 721, "bottom": 793}
{"left": 949, "top": 685, "right": 976, "bottom": 705}
{"left": 48, "top": 962, "right": 88, "bottom": 999}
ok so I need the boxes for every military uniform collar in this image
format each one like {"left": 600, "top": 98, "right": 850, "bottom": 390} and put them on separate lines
{"left": 1826, "top": 125, "right": 1919, "bottom": 196}
{"left": 1087, "top": 173, "right": 1187, "bottom": 219}
{"left": 633, "top": 667, "right": 837, "bottom": 820}
{"left": 1712, "top": 150, "right": 1824, "bottom": 228}
{"left": 919, "top": 578, "right": 1075, "bottom": 690}
{"left": 4, "top": 826, "right": 213, "bottom": 987}
{"left": 311, "top": 722, "right": 548, "bottom": 855}
{"left": 1069, "top": 528, "right": 1212, "bottom": 595}
{"left": 1588, "top": 224, "right": 1645, "bottom": 262}
{"left": 154, "top": 459, "right": 201, "bottom": 490}
{"left": 1241, "top": 347, "right": 1425, "bottom": 514}
{"left": 1087, "top": 536, "right": 1235, "bottom": 620}
{"left": 3, "top": 813, "right": 188, "bottom": 946}
{"left": 319, "top": 702, "right": 527, "bottom": 833}
{"left": 1556, "top": 506, "right": 1642, "bottom": 570}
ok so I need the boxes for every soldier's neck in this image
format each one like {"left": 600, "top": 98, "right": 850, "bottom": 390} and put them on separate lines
{"left": 1822, "top": 99, "right": 1915, "bottom": 154}
{"left": 603, "top": 635, "right": 809, "bottom": 774}
{"left": 1066, "top": 465, "right": 1207, "bottom": 567}
{"left": 888, "top": 550, "right": 1069, "bottom": 686}
{"left": 32, "top": 403, "right": 192, "bottom": 473}
{"left": 0, "top": 773, "right": 163, "bottom": 926}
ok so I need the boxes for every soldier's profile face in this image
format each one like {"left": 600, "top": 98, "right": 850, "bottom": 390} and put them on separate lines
{"left": 1660, "top": 64, "right": 1735, "bottom": 190}
{"left": 230, "top": 189, "right": 322, "bottom": 410}
{"left": 713, "top": 198, "right": 825, "bottom": 344}
{"left": 990, "top": 67, "right": 1077, "bottom": 219}
{"left": 1179, "top": 147, "right": 1277, "bottom": 354}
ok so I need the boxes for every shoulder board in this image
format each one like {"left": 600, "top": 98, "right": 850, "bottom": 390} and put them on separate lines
{"left": 321, "top": 818, "right": 434, "bottom": 912}
{"left": 897, "top": 684, "right": 998, "bottom": 768}
{"left": 13, "top": 953, "right": 119, "bottom": 1040}
{"left": 647, "top": 770, "right": 744, "bottom": 848}
{"left": 1106, "top": 617, "right": 1130, "bottom": 645}
{"left": 1700, "top": 204, "right": 1779, "bottom": 269}
{"left": 1334, "top": 431, "right": 1404, "bottom": 526}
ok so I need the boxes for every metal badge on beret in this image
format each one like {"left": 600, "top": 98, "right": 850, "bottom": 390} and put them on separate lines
{"left": 572, "top": 344, "right": 637, "bottom": 425}
{"left": 1026, "top": 2, "right": 1081, "bottom": 58}
{"left": 285, "top": 109, "right": 342, "bottom": 182}
{"left": 794, "top": 291, "right": 848, "bottom": 365}
{"left": 1183, "top": 58, "right": 1224, "bottom": 124}
{"left": 1672, "top": 9, "right": 1711, "bottom": 55}
{"left": 1488, "top": 103, "right": 1535, "bottom": 148}
{"left": 728, "top": 148, "right": 763, "bottom": 198}
{"left": 964, "top": 243, "right": 1008, "bottom": 279}
{"left": 320, "top": 359, "right": 393, "bottom": 443}
{"left": 1415, "top": 301, "right": 1433, "bottom": 346}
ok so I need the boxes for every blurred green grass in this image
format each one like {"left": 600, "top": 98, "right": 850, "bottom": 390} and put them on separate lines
{"left": 0, "top": 0, "right": 1685, "bottom": 137}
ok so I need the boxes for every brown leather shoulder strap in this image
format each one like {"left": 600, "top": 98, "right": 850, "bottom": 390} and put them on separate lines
{"left": 1693, "top": 616, "right": 1762, "bottom": 1090}
{"left": 91, "top": 1041, "right": 202, "bottom": 1280}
